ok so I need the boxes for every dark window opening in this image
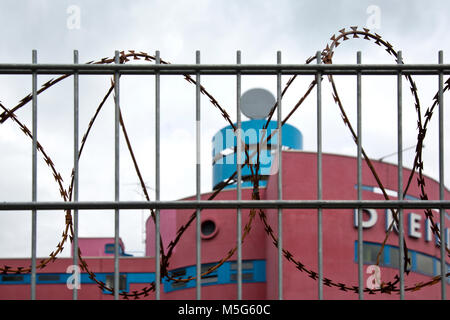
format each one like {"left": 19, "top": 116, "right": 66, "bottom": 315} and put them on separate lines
{"left": 104, "top": 243, "right": 129, "bottom": 256}
{"left": 38, "top": 274, "right": 60, "bottom": 281}
{"left": 362, "top": 242, "right": 384, "bottom": 265}
{"left": 201, "top": 275, "right": 218, "bottom": 284}
{"left": 200, "top": 263, "right": 218, "bottom": 284}
{"left": 230, "top": 273, "right": 254, "bottom": 281}
{"left": 201, "top": 220, "right": 216, "bottom": 237}
{"left": 171, "top": 268, "right": 186, "bottom": 278}
{"left": 105, "top": 274, "right": 127, "bottom": 292}
{"left": 2, "top": 275, "right": 24, "bottom": 282}
{"left": 415, "top": 253, "right": 434, "bottom": 276}
{"left": 201, "top": 263, "right": 217, "bottom": 274}
{"left": 105, "top": 243, "right": 115, "bottom": 254}
{"left": 230, "top": 261, "right": 254, "bottom": 271}
{"left": 389, "top": 247, "right": 412, "bottom": 270}
{"left": 172, "top": 281, "right": 187, "bottom": 288}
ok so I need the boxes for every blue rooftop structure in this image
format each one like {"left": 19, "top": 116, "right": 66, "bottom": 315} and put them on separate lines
{"left": 212, "top": 119, "right": 302, "bottom": 190}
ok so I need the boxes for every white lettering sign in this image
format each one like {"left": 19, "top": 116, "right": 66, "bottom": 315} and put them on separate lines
{"left": 408, "top": 213, "right": 422, "bottom": 239}
{"left": 354, "top": 209, "right": 449, "bottom": 248}
{"left": 385, "top": 209, "right": 399, "bottom": 233}
{"left": 354, "top": 209, "right": 378, "bottom": 228}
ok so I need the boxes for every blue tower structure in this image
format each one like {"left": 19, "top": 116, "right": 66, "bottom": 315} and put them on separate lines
{"left": 212, "top": 119, "right": 302, "bottom": 190}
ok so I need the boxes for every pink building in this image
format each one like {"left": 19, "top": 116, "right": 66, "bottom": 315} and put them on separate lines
{"left": 75, "top": 237, "right": 129, "bottom": 257}
{"left": 0, "top": 151, "right": 448, "bottom": 300}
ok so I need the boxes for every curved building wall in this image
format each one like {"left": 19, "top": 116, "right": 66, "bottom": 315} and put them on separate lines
{"left": 0, "top": 151, "right": 447, "bottom": 299}
{"left": 264, "top": 151, "right": 449, "bottom": 300}
{"left": 146, "top": 151, "right": 448, "bottom": 300}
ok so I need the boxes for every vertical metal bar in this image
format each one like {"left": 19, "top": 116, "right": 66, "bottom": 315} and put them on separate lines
{"left": 316, "top": 51, "right": 323, "bottom": 300}
{"left": 236, "top": 50, "right": 243, "bottom": 300}
{"left": 438, "top": 50, "right": 446, "bottom": 300}
{"left": 277, "top": 51, "right": 283, "bottom": 301}
{"left": 72, "top": 50, "right": 79, "bottom": 300}
{"left": 155, "top": 50, "right": 161, "bottom": 300}
{"left": 113, "top": 51, "right": 120, "bottom": 300}
{"left": 397, "top": 51, "right": 405, "bottom": 300}
{"left": 30, "top": 49, "right": 37, "bottom": 300}
{"left": 356, "top": 51, "right": 364, "bottom": 300}
{"left": 195, "top": 50, "right": 202, "bottom": 300}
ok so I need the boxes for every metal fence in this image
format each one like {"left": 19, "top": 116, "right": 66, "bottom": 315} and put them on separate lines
{"left": 0, "top": 48, "right": 449, "bottom": 301}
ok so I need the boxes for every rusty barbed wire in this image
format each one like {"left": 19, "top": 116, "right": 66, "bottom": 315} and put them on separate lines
{"left": 324, "top": 27, "right": 450, "bottom": 262}
{"left": 252, "top": 26, "right": 450, "bottom": 295}
{"left": 0, "top": 49, "right": 253, "bottom": 298}
{"left": 0, "top": 27, "right": 448, "bottom": 299}
{"left": 0, "top": 102, "right": 71, "bottom": 274}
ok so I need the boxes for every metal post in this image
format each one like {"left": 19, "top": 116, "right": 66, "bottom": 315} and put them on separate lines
{"left": 113, "top": 51, "right": 120, "bottom": 300}
{"left": 356, "top": 51, "right": 364, "bottom": 300}
{"left": 236, "top": 50, "right": 243, "bottom": 300}
{"left": 72, "top": 50, "right": 79, "bottom": 300}
{"left": 30, "top": 49, "right": 37, "bottom": 300}
{"left": 277, "top": 51, "right": 283, "bottom": 300}
{"left": 438, "top": 50, "right": 446, "bottom": 300}
{"left": 155, "top": 50, "right": 161, "bottom": 300}
{"left": 195, "top": 50, "right": 202, "bottom": 300}
{"left": 316, "top": 51, "right": 323, "bottom": 300}
{"left": 397, "top": 51, "right": 405, "bottom": 300}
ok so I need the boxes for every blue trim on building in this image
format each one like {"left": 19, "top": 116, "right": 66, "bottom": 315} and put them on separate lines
{"left": 383, "top": 245, "right": 390, "bottom": 265}
{"left": 0, "top": 259, "right": 266, "bottom": 293}
{"left": 354, "top": 241, "right": 449, "bottom": 284}
{"left": 0, "top": 272, "right": 146, "bottom": 284}
{"left": 163, "top": 259, "right": 266, "bottom": 293}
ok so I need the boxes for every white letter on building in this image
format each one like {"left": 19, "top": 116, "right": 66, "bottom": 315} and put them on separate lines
{"left": 425, "top": 218, "right": 433, "bottom": 242}
{"left": 408, "top": 213, "right": 422, "bottom": 239}
{"left": 385, "top": 209, "right": 399, "bottom": 233}
{"left": 354, "top": 209, "right": 378, "bottom": 228}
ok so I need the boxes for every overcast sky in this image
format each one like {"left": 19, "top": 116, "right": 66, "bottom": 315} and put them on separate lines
{"left": 0, "top": 0, "right": 448, "bottom": 258}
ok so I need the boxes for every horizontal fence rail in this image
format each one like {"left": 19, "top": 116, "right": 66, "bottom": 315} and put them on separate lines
{"left": 0, "top": 200, "right": 449, "bottom": 210}
{"left": 0, "top": 63, "right": 450, "bottom": 75}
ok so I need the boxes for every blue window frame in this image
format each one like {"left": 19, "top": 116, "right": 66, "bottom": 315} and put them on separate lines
{"left": 0, "top": 272, "right": 157, "bottom": 292}
{"left": 163, "top": 259, "right": 266, "bottom": 292}
{"left": 354, "top": 241, "right": 449, "bottom": 284}
{"left": 105, "top": 243, "right": 115, "bottom": 254}
{"left": 104, "top": 243, "right": 133, "bottom": 256}
{"left": 102, "top": 274, "right": 128, "bottom": 294}
{"left": 0, "top": 275, "right": 26, "bottom": 283}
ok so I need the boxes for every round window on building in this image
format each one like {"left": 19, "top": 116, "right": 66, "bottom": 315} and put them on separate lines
{"left": 201, "top": 220, "right": 218, "bottom": 239}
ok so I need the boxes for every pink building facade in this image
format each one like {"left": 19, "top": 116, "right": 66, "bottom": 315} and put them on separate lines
{"left": 0, "top": 151, "right": 448, "bottom": 299}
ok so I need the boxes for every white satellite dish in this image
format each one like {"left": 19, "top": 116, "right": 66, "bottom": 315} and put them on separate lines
{"left": 240, "top": 88, "right": 275, "bottom": 120}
